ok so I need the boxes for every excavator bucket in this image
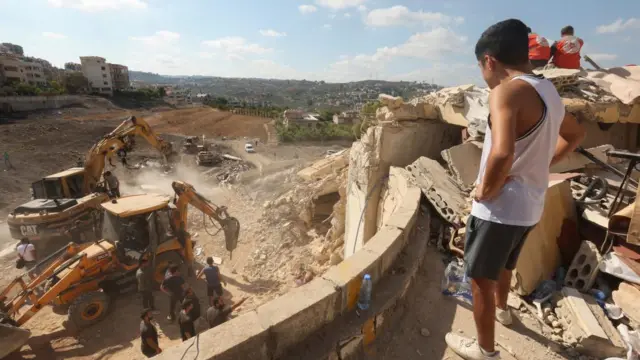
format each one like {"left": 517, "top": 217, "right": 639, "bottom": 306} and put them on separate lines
{"left": 0, "top": 323, "right": 30, "bottom": 358}
{"left": 223, "top": 217, "right": 240, "bottom": 258}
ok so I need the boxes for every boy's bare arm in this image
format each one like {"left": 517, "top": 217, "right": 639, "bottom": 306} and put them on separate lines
{"left": 550, "top": 112, "right": 585, "bottom": 166}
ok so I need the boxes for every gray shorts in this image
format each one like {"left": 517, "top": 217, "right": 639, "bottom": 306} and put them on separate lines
{"left": 464, "top": 215, "right": 535, "bottom": 281}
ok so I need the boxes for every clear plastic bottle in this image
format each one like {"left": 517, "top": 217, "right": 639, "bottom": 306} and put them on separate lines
{"left": 357, "top": 274, "right": 372, "bottom": 310}
{"left": 441, "top": 261, "right": 473, "bottom": 305}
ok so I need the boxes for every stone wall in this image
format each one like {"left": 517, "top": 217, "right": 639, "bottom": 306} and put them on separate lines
{"left": 0, "top": 95, "right": 84, "bottom": 112}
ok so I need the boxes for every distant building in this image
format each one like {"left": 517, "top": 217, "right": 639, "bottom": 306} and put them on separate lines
{"left": 108, "top": 63, "right": 129, "bottom": 90}
{"left": 80, "top": 56, "right": 113, "bottom": 95}
{"left": 283, "top": 109, "right": 319, "bottom": 128}
{"left": 333, "top": 110, "right": 361, "bottom": 125}
{"left": 0, "top": 54, "right": 46, "bottom": 86}
{"left": 164, "top": 87, "right": 192, "bottom": 106}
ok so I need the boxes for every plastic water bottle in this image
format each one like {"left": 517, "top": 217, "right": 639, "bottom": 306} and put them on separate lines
{"left": 357, "top": 274, "right": 372, "bottom": 310}
{"left": 441, "top": 261, "right": 473, "bottom": 305}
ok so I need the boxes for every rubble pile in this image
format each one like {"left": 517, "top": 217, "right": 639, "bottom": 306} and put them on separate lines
{"left": 240, "top": 152, "right": 349, "bottom": 287}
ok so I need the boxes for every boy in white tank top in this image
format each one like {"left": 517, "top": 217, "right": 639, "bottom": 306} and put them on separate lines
{"left": 445, "top": 19, "right": 585, "bottom": 360}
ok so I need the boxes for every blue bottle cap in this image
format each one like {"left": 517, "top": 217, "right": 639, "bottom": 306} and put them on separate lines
{"left": 364, "top": 274, "right": 371, "bottom": 280}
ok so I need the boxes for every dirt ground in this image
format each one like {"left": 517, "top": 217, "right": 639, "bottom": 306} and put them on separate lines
{"left": 0, "top": 99, "right": 352, "bottom": 360}
{"left": 372, "top": 246, "right": 571, "bottom": 360}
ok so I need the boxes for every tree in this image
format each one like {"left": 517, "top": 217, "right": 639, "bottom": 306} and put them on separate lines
{"left": 361, "top": 100, "right": 382, "bottom": 116}
{"left": 63, "top": 72, "right": 89, "bottom": 94}
{"left": 49, "top": 80, "right": 66, "bottom": 95}
{"left": 157, "top": 86, "right": 166, "bottom": 97}
{"left": 64, "top": 62, "right": 82, "bottom": 71}
{"left": 307, "top": 98, "right": 313, "bottom": 107}
{"left": 319, "top": 110, "right": 336, "bottom": 122}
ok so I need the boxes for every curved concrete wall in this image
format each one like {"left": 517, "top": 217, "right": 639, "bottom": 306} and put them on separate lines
{"left": 155, "top": 166, "right": 422, "bottom": 360}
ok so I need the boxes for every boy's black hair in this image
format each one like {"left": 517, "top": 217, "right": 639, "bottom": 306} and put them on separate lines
{"left": 475, "top": 19, "right": 529, "bottom": 66}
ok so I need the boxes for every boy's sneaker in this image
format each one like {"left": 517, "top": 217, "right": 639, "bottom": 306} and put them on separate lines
{"left": 445, "top": 333, "right": 501, "bottom": 360}
{"left": 496, "top": 307, "right": 513, "bottom": 326}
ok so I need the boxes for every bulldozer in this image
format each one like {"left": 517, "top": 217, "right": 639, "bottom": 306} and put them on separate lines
{"left": 182, "top": 135, "right": 220, "bottom": 166}
{"left": 6, "top": 116, "right": 174, "bottom": 247}
{"left": 0, "top": 180, "right": 239, "bottom": 359}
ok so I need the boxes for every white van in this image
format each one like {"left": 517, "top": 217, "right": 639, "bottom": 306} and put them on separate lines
{"left": 244, "top": 143, "right": 255, "bottom": 153}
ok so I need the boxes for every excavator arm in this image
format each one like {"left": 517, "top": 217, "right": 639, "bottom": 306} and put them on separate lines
{"left": 171, "top": 181, "right": 240, "bottom": 258}
{"left": 83, "top": 116, "right": 174, "bottom": 193}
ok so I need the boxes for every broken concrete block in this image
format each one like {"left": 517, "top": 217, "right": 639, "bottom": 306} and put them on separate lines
{"left": 612, "top": 282, "right": 640, "bottom": 324}
{"left": 375, "top": 104, "right": 421, "bottom": 122}
{"left": 378, "top": 94, "right": 404, "bottom": 109}
{"left": 555, "top": 287, "right": 626, "bottom": 358}
{"left": 406, "top": 157, "right": 467, "bottom": 225}
{"left": 565, "top": 241, "right": 602, "bottom": 291}
{"left": 441, "top": 141, "right": 483, "bottom": 188}
{"left": 550, "top": 144, "right": 614, "bottom": 173}
{"left": 512, "top": 180, "right": 576, "bottom": 295}
{"left": 297, "top": 149, "right": 350, "bottom": 181}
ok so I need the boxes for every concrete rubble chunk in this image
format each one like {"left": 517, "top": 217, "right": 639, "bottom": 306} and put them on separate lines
{"left": 297, "top": 149, "right": 350, "bottom": 181}
{"left": 405, "top": 156, "right": 467, "bottom": 225}
{"left": 441, "top": 141, "right": 483, "bottom": 189}
{"left": 512, "top": 180, "right": 576, "bottom": 295}
{"left": 612, "top": 282, "right": 640, "bottom": 325}
{"left": 375, "top": 104, "right": 422, "bottom": 123}
{"left": 549, "top": 144, "right": 614, "bottom": 173}
{"left": 555, "top": 287, "right": 626, "bottom": 359}
{"left": 378, "top": 94, "right": 404, "bottom": 109}
{"left": 565, "top": 240, "right": 602, "bottom": 291}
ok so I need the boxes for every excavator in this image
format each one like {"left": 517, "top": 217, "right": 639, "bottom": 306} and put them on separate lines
{"left": 6, "top": 116, "right": 174, "bottom": 246}
{"left": 0, "top": 181, "right": 239, "bottom": 359}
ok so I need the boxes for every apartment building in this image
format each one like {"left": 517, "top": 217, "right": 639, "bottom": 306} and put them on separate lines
{"left": 333, "top": 110, "right": 361, "bottom": 125}
{"left": 0, "top": 54, "right": 46, "bottom": 86}
{"left": 80, "top": 56, "right": 113, "bottom": 95}
{"left": 108, "top": 63, "right": 129, "bottom": 90}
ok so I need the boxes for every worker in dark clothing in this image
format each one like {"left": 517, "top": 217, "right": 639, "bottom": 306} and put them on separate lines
{"left": 160, "top": 264, "right": 185, "bottom": 322}
{"left": 137, "top": 258, "right": 156, "bottom": 311}
{"left": 178, "top": 299, "right": 196, "bottom": 341}
{"left": 183, "top": 285, "right": 201, "bottom": 324}
{"left": 140, "top": 308, "right": 162, "bottom": 358}
{"left": 197, "top": 256, "right": 227, "bottom": 306}
{"left": 527, "top": 27, "right": 551, "bottom": 68}
{"left": 206, "top": 296, "right": 248, "bottom": 329}
{"left": 550, "top": 25, "right": 584, "bottom": 69}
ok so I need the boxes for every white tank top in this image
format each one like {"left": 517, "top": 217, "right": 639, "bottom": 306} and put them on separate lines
{"left": 471, "top": 74, "right": 565, "bottom": 226}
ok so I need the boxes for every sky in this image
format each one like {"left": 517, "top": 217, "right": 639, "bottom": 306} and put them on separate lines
{"left": 1, "top": 0, "right": 639, "bottom": 85}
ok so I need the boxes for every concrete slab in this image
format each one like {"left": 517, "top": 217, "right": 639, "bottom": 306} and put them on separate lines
{"left": 322, "top": 249, "right": 382, "bottom": 313}
{"left": 297, "top": 150, "right": 350, "bottom": 181}
{"left": 255, "top": 277, "right": 339, "bottom": 358}
{"left": 154, "top": 310, "right": 270, "bottom": 360}
{"left": 612, "top": 282, "right": 640, "bottom": 324}
{"left": 555, "top": 287, "right": 625, "bottom": 358}
{"left": 441, "top": 141, "right": 483, "bottom": 188}
{"left": 364, "top": 225, "right": 404, "bottom": 275}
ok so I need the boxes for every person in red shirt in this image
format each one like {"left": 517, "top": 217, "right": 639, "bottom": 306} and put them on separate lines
{"left": 527, "top": 27, "right": 551, "bottom": 68}
{"left": 550, "top": 25, "right": 584, "bottom": 69}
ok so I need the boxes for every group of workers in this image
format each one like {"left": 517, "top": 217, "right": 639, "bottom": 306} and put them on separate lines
{"left": 528, "top": 25, "right": 584, "bottom": 69}
{"left": 136, "top": 256, "right": 247, "bottom": 358}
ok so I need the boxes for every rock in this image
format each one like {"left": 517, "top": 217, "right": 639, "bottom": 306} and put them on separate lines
{"left": 553, "top": 327, "right": 564, "bottom": 335}
{"left": 550, "top": 334, "right": 563, "bottom": 343}
{"left": 378, "top": 94, "right": 404, "bottom": 109}
{"left": 260, "top": 254, "right": 267, "bottom": 260}
{"left": 330, "top": 252, "right": 343, "bottom": 265}
{"left": 420, "top": 328, "right": 430, "bottom": 337}
{"left": 552, "top": 320, "right": 561, "bottom": 328}
{"left": 314, "top": 252, "right": 330, "bottom": 264}
{"left": 303, "top": 271, "right": 314, "bottom": 284}
{"left": 507, "top": 293, "right": 524, "bottom": 309}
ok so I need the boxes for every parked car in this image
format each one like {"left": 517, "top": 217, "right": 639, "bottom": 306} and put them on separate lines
{"left": 245, "top": 143, "right": 255, "bottom": 153}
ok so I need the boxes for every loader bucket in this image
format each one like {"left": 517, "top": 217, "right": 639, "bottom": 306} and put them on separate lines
{"left": 223, "top": 217, "right": 240, "bottom": 258}
{"left": 0, "top": 323, "right": 30, "bottom": 359}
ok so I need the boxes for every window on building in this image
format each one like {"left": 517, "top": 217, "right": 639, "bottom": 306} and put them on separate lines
{"left": 103, "top": 74, "right": 107, "bottom": 78}
{"left": 101, "top": 66, "right": 106, "bottom": 70}
{"left": 4, "top": 66, "right": 18, "bottom": 72}
{"left": 35, "top": 74, "right": 41, "bottom": 78}
{"left": 103, "top": 81, "right": 108, "bottom": 85}
{"left": 101, "top": 87, "right": 111, "bottom": 91}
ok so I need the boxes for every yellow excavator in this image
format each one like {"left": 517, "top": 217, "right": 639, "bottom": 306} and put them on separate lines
{"left": 6, "top": 116, "right": 174, "bottom": 247}
{"left": 0, "top": 180, "right": 240, "bottom": 359}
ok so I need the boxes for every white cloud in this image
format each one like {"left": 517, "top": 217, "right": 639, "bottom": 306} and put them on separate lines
{"left": 589, "top": 53, "right": 618, "bottom": 61}
{"left": 344, "top": 13, "right": 351, "bottom": 18}
{"left": 202, "top": 37, "right": 273, "bottom": 55}
{"left": 130, "top": 31, "right": 180, "bottom": 46}
{"left": 259, "top": 29, "right": 287, "bottom": 37}
{"left": 596, "top": 18, "right": 640, "bottom": 34}
{"left": 357, "top": 5, "right": 367, "bottom": 12}
{"left": 365, "top": 6, "right": 463, "bottom": 27}
{"left": 42, "top": 32, "right": 67, "bottom": 39}
{"left": 326, "top": 28, "right": 468, "bottom": 81}
{"left": 47, "top": 0, "right": 147, "bottom": 11}
{"left": 315, "top": 0, "right": 368, "bottom": 10}
{"left": 298, "top": 4, "right": 317, "bottom": 14}
{"left": 323, "top": 24, "right": 333, "bottom": 30}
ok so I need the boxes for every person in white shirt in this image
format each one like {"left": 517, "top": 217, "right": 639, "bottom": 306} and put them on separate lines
{"left": 16, "top": 238, "right": 38, "bottom": 279}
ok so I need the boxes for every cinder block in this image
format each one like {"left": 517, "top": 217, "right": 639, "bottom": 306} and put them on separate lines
{"left": 322, "top": 249, "right": 382, "bottom": 313}
{"left": 555, "top": 287, "right": 625, "bottom": 358}
{"left": 255, "top": 277, "right": 339, "bottom": 358}
{"left": 364, "top": 225, "right": 404, "bottom": 275}
{"left": 155, "top": 310, "right": 270, "bottom": 360}
{"left": 565, "top": 240, "right": 602, "bottom": 291}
